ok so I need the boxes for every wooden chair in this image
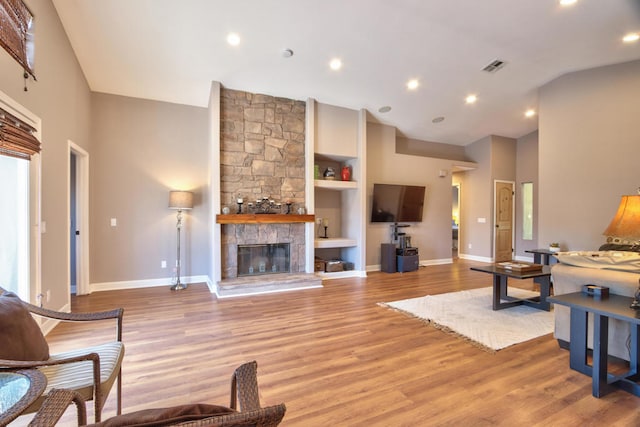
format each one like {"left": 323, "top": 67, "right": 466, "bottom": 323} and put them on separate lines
{"left": 28, "top": 361, "right": 285, "bottom": 427}
{"left": 0, "top": 287, "right": 124, "bottom": 422}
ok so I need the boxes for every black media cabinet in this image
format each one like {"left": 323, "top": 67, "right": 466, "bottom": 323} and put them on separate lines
{"left": 380, "top": 244, "right": 419, "bottom": 273}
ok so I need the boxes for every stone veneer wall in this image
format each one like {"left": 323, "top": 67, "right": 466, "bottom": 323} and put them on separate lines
{"left": 220, "top": 88, "right": 307, "bottom": 279}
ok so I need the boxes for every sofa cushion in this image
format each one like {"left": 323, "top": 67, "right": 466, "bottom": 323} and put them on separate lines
{"left": 554, "top": 250, "right": 640, "bottom": 273}
{"left": 0, "top": 292, "right": 50, "bottom": 361}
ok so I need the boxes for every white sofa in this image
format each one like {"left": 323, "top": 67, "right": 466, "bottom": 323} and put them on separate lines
{"left": 551, "top": 260, "right": 640, "bottom": 361}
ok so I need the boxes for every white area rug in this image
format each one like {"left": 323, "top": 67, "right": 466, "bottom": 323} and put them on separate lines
{"left": 381, "top": 287, "right": 554, "bottom": 352}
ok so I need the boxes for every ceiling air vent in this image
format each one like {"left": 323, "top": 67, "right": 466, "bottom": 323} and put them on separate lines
{"left": 482, "top": 59, "right": 506, "bottom": 73}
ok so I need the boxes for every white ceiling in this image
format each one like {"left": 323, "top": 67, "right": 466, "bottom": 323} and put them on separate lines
{"left": 52, "top": 0, "right": 640, "bottom": 146}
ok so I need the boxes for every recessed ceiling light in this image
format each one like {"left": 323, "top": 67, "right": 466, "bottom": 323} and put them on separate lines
{"left": 407, "top": 79, "right": 419, "bottom": 90}
{"left": 378, "top": 106, "right": 392, "bottom": 113}
{"left": 559, "top": 0, "right": 577, "bottom": 6}
{"left": 329, "top": 58, "right": 342, "bottom": 70}
{"left": 282, "top": 49, "right": 294, "bottom": 58}
{"left": 525, "top": 109, "right": 536, "bottom": 118}
{"left": 227, "top": 33, "right": 240, "bottom": 46}
{"left": 623, "top": 32, "right": 640, "bottom": 43}
{"left": 432, "top": 116, "right": 445, "bottom": 123}
{"left": 465, "top": 94, "right": 477, "bottom": 104}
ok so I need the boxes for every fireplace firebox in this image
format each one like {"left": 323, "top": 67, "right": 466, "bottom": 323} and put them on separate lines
{"left": 237, "top": 243, "right": 290, "bottom": 277}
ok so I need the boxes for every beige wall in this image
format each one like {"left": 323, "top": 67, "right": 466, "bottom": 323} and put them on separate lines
{"left": 397, "top": 136, "right": 469, "bottom": 162}
{"left": 458, "top": 135, "right": 517, "bottom": 260}
{"left": 90, "top": 93, "right": 210, "bottom": 285}
{"left": 366, "top": 122, "right": 454, "bottom": 267}
{"left": 539, "top": 60, "right": 640, "bottom": 251}
{"left": 457, "top": 137, "right": 493, "bottom": 258}
{"left": 0, "top": 0, "right": 92, "bottom": 308}
{"left": 515, "top": 131, "right": 539, "bottom": 258}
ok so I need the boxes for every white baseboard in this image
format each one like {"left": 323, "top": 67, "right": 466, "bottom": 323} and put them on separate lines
{"left": 315, "top": 270, "right": 367, "bottom": 280}
{"left": 368, "top": 258, "right": 453, "bottom": 272}
{"left": 90, "top": 275, "right": 210, "bottom": 293}
{"left": 420, "top": 258, "right": 453, "bottom": 266}
{"left": 458, "top": 253, "right": 493, "bottom": 263}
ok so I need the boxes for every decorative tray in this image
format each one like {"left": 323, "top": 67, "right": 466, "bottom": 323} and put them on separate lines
{"left": 496, "top": 262, "right": 543, "bottom": 272}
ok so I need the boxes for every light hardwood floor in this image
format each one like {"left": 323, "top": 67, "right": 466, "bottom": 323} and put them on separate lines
{"left": 31, "top": 260, "right": 640, "bottom": 426}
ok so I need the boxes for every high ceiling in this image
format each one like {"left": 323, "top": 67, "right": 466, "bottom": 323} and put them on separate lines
{"left": 52, "top": 0, "right": 640, "bottom": 146}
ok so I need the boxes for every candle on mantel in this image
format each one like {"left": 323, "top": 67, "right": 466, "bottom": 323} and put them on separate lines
{"left": 237, "top": 198, "right": 243, "bottom": 203}
{"left": 323, "top": 218, "right": 329, "bottom": 227}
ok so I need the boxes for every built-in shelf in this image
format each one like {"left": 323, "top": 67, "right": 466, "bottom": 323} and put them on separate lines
{"left": 314, "top": 237, "right": 357, "bottom": 249}
{"left": 314, "top": 179, "right": 357, "bottom": 190}
{"left": 216, "top": 214, "right": 315, "bottom": 224}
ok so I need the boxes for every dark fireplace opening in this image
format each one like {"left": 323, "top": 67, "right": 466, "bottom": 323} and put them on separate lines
{"left": 237, "top": 243, "right": 291, "bottom": 277}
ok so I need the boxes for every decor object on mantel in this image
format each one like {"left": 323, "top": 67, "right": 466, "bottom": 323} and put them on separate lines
{"left": 380, "top": 287, "right": 554, "bottom": 352}
{"left": 248, "top": 196, "right": 282, "bottom": 214}
{"left": 549, "top": 243, "right": 560, "bottom": 253}
{"left": 602, "top": 189, "right": 640, "bottom": 308}
{"left": 168, "top": 190, "right": 194, "bottom": 291}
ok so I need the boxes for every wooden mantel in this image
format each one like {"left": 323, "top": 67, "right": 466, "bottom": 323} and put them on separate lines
{"left": 216, "top": 214, "right": 315, "bottom": 224}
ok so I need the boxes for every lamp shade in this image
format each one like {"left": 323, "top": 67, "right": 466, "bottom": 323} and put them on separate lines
{"left": 602, "top": 195, "right": 640, "bottom": 241}
{"left": 169, "top": 191, "right": 194, "bottom": 210}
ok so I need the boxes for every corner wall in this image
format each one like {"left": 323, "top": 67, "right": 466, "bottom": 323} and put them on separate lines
{"left": 366, "top": 122, "right": 454, "bottom": 267}
{"left": 0, "top": 0, "right": 91, "bottom": 308}
{"left": 539, "top": 60, "right": 640, "bottom": 251}
{"left": 90, "top": 93, "right": 210, "bottom": 287}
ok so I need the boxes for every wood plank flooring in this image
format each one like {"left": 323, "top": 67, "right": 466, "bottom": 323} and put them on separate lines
{"left": 22, "top": 260, "right": 640, "bottom": 426}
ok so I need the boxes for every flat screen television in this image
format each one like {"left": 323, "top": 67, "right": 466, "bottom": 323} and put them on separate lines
{"left": 371, "top": 183, "right": 426, "bottom": 223}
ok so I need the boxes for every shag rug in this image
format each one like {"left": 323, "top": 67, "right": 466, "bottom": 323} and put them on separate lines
{"left": 380, "top": 287, "right": 554, "bottom": 352}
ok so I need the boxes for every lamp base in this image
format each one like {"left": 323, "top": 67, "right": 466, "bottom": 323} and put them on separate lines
{"left": 170, "top": 281, "right": 188, "bottom": 291}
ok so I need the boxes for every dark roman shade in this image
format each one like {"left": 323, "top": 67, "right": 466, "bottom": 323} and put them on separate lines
{"left": 0, "top": 107, "right": 40, "bottom": 159}
{"left": 0, "top": 0, "right": 35, "bottom": 79}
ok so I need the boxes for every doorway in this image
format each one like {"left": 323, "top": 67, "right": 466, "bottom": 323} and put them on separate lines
{"left": 69, "top": 142, "right": 90, "bottom": 295}
{"left": 452, "top": 184, "right": 460, "bottom": 259}
{"left": 494, "top": 180, "right": 514, "bottom": 262}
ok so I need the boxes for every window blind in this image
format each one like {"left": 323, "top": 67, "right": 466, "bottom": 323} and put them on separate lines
{"left": 0, "top": 0, "right": 35, "bottom": 79}
{"left": 0, "top": 107, "right": 40, "bottom": 160}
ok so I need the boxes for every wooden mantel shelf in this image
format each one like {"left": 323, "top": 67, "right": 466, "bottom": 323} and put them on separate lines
{"left": 216, "top": 214, "right": 315, "bottom": 224}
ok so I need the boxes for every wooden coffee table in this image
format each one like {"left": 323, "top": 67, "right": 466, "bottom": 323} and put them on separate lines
{"left": 470, "top": 264, "right": 552, "bottom": 311}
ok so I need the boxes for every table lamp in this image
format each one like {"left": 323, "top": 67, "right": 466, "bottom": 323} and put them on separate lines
{"left": 169, "top": 190, "right": 194, "bottom": 291}
{"left": 602, "top": 191, "right": 640, "bottom": 308}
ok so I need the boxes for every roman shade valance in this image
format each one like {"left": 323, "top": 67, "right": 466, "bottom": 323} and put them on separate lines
{"left": 0, "top": 107, "right": 40, "bottom": 160}
{"left": 0, "top": 0, "right": 35, "bottom": 79}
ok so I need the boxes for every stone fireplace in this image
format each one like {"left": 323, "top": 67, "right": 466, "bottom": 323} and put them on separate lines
{"left": 221, "top": 223, "right": 305, "bottom": 279}
{"left": 219, "top": 88, "right": 307, "bottom": 280}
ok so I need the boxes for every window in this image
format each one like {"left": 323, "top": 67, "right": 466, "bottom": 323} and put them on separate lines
{"left": 0, "top": 155, "right": 29, "bottom": 299}
{"left": 522, "top": 182, "right": 533, "bottom": 240}
{"left": 0, "top": 93, "right": 41, "bottom": 303}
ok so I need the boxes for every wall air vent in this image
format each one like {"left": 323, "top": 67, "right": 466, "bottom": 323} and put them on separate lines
{"left": 482, "top": 59, "right": 506, "bottom": 73}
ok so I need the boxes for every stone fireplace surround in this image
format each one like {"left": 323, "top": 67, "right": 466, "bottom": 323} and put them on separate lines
{"left": 217, "top": 87, "right": 319, "bottom": 293}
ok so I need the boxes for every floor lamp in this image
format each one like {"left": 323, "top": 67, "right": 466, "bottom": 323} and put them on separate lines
{"left": 169, "top": 190, "right": 194, "bottom": 291}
